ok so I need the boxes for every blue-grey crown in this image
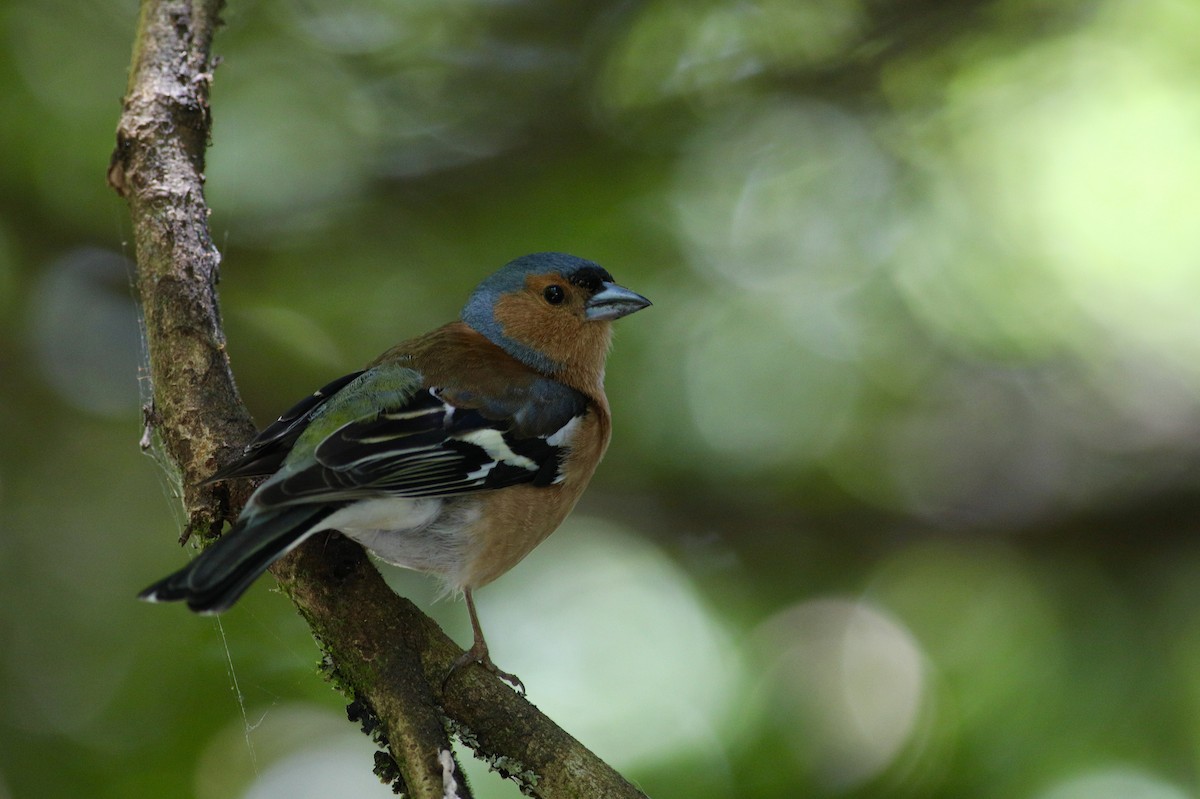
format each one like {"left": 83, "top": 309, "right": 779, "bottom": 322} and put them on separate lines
{"left": 461, "top": 252, "right": 608, "bottom": 374}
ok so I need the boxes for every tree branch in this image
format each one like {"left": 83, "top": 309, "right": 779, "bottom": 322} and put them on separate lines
{"left": 109, "top": 0, "right": 255, "bottom": 544}
{"left": 110, "top": 2, "right": 648, "bottom": 797}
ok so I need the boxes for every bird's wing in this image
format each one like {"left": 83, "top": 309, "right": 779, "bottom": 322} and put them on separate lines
{"left": 205, "top": 370, "right": 367, "bottom": 482}
{"left": 246, "top": 362, "right": 588, "bottom": 509}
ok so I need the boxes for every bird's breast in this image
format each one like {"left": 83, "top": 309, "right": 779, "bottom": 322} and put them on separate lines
{"left": 459, "top": 404, "right": 611, "bottom": 589}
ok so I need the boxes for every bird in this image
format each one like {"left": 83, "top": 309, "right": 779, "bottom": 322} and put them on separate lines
{"left": 139, "top": 252, "right": 651, "bottom": 689}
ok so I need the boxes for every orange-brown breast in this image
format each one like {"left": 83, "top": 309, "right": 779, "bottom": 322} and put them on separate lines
{"left": 460, "top": 401, "right": 611, "bottom": 588}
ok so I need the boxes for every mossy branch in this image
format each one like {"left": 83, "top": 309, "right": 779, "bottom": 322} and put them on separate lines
{"left": 109, "top": 2, "right": 648, "bottom": 797}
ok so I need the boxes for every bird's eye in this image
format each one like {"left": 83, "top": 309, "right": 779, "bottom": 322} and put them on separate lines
{"left": 543, "top": 285, "right": 566, "bottom": 305}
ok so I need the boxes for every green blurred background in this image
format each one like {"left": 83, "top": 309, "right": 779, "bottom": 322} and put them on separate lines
{"left": 4, "top": 0, "right": 1200, "bottom": 797}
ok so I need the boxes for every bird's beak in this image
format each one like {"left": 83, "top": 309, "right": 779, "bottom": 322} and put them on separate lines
{"left": 585, "top": 281, "right": 652, "bottom": 321}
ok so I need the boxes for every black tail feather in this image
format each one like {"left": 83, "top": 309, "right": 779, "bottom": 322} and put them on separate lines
{"left": 139, "top": 505, "right": 337, "bottom": 613}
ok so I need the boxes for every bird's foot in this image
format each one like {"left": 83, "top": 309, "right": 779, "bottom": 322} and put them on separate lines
{"left": 443, "top": 640, "right": 525, "bottom": 695}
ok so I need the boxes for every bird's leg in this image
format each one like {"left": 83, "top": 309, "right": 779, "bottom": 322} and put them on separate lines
{"left": 443, "top": 589, "right": 525, "bottom": 694}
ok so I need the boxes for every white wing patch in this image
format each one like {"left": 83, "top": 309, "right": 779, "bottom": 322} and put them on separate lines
{"left": 546, "top": 415, "right": 582, "bottom": 447}
{"left": 456, "top": 429, "right": 538, "bottom": 471}
{"left": 547, "top": 415, "right": 584, "bottom": 485}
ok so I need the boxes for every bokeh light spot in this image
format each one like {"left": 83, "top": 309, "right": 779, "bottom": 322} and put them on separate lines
{"left": 981, "top": 50, "right": 1200, "bottom": 356}
{"left": 866, "top": 541, "right": 1067, "bottom": 730}
{"left": 481, "top": 517, "right": 741, "bottom": 772}
{"left": 241, "top": 740, "right": 398, "bottom": 799}
{"left": 196, "top": 704, "right": 394, "bottom": 799}
{"left": 754, "top": 597, "right": 927, "bottom": 790}
{"left": 1033, "top": 767, "right": 1193, "bottom": 799}
{"left": 675, "top": 100, "right": 897, "bottom": 296}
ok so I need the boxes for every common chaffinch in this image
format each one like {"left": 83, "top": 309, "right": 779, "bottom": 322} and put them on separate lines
{"left": 140, "top": 252, "right": 651, "bottom": 687}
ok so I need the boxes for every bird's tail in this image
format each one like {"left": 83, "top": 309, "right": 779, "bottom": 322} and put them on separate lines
{"left": 138, "top": 505, "right": 336, "bottom": 613}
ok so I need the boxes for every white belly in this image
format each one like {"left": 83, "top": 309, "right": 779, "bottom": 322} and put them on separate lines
{"left": 309, "top": 496, "right": 480, "bottom": 586}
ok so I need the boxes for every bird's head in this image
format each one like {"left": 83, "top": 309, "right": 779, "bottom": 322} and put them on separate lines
{"left": 461, "top": 252, "right": 651, "bottom": 385}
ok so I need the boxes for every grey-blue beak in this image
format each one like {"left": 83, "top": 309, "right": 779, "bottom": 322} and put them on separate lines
{"left": 585, "top": 281, "right": 652, "bottom": 321}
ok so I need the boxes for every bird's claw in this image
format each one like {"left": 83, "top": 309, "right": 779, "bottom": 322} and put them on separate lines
{"left": 443, "top": 642, "right": 526, "bottom": 695}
